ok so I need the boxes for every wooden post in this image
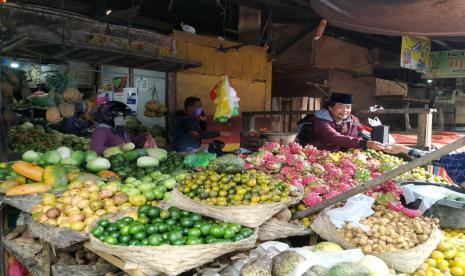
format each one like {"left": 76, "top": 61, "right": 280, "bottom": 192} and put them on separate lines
{"left": 417, "top": 110, "right": 434, "bottom": 149}
{"left": 291, "top": 97, "right": 301, "bottom": 131}
{"left": 165, "top": 72, "right": 176, "bottom": 144}
{"left": 40, "top": 241, "right": 51, "bottom": 276}
{"left": 294, "top": 136, "right": 465, "bottom": 218}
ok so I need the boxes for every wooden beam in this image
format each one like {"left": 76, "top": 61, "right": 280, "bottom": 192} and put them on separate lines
{"left": 238, "top": 5, "right": 262, "bottom": 44}
{"left": 294, "top": 135, "right": 465, "bottom": 219}
{"left": 269, "top": 26, "right": 314, "bottom": 59}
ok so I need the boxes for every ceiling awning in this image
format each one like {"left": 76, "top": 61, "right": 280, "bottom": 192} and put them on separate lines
{"left": 0, "top": 3, "right": 201, "bottom": 71}
{"left": 310, "top": 0, "right": 465, "bottom": 37}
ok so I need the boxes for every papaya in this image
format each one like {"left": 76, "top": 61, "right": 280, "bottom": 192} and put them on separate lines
{"left": 97, "top": 170, "right": 120, "bottom": 179}
{"left": 0, "top": 180, "right": 19, "bottom": 193}
{"left": 5, "top": 183, "right": 52, "bottom": 196}
{"left": 11, "top": 161, "right": 44, "bottom": 182}
{"left": 42, "top": 166, "right": 68, "bottom": 188}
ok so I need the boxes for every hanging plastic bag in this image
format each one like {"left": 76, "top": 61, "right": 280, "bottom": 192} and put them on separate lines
{"left": 144, "top": 133, "right": 157, "bottom": 148}
{"left": 210, "top": 75, "right": 240, "bottom": 122}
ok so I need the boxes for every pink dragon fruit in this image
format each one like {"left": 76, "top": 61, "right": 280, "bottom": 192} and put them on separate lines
{"left": 388, "top": 201, "right": 404, "bottom": 212}
{"left": 262, "top": 142, "right": 281, "bottom": 153}
{"left": 262, "top": 151, "right": 275, "bottom": 162}
{"left": 291, "top": 178, "right": 303, "bottom": 186}
{"left": 403, "top": 208, "right": 421, "bottom": 218}
{"left": 303, "top": 192, "right": 323, "bottom": 206}
{"left": 324, "top": 190, "right": 340, "bottom": 199}
{"left": 289, "top": 142, "right": 303, "bottom": 154}
{"left": 338, "top": 183, "right": 352, "bottom": 192}
{"left": 312, "top": 184, "right": 330, "bottom": 194}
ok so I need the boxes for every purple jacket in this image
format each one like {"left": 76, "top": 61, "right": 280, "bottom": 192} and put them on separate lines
{"left": 91, "top": 124, "right": 147, "bottom": 155}
{"left": 307, "top": 109, "right": 364, "bottom": 152}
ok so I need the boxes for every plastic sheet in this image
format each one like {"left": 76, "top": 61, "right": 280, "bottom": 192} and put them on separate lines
{"left": 403, "top": 184, "right": 465, "bottom": 213}
{"left": 326, "top": 194, "right": 374, "bottom": 231}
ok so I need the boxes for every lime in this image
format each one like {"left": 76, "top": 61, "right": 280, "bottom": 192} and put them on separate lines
{"left": 167, "top": 230, "right": 184, "bottom": 244}
{"left": 165, "top": 218, "right": 177, "bottom": 226}
{"left": 223, "top": 228, "right": 235, "bottom": 240}
{"left": 91, "top": 226, "right": 104, "bottom": 237}
{"left": 104, "top": 235, "right": 118, "bottom": 245}
{"left": 137, "top": 216, "right": 150, "bottom": 225}
{"left": 160, "top": 210, "right": 170, "bottom": 219}
{"left": 181, "top": 210, "right": 191, "bottom": 217}
{"left": 122, "top": 217, "right": 134, "bottom": 224}
{"left": 169, "top": 209, "right": 182, "bottom": 220}
{"left": 128, "top": 240, "right": 140, "bottom": 246}
{"left": 119, "top": 225, "right": 130, "bottom": 236}
{"left": 186, "top": 237, "right": 203, "bottom": 245}
{"left": 208, "top": 225, "right": 224, "bottom": 238}
{"left": 205, "top": 237, "right": 217, "bottom": 244}
{"left": 134, "top": 231, "right": 147, "bottom": 240}
{"left": 171, "top": 238, "right": 186, "bottom": 246}
{"left": 240, "top": 228, "right": 253, "bottom": 238}
{"left": 106, "top": 223, "right": 118, "bottom": 233}
{"left": 190, "top": 213, "right": 202, "bottom": 222}
{"left": 229, "top": 224, "right": 241, "bottom": 233}
{"left": 98, "top": 219, "right": 110, "bottom": 228}
{"left": 141, "top": 238, "right": 150, "bottom": 246}
{"left": 156, "top": 223, "right": 169, "bottom": 233}
{"left": 118, "top": 235, "right": 131, "bottom": 244}
{"left": 232, "top": 234, "right": 244, "bottom": 242}
{"left": 194, "top": 221, "right": 204, "bottom": 229}
{"left": 188, "top": 228, "right": 202, "bottom": 238}
{"left": 179, "top": 217, "right": 194, "bottom": 228}
{"left": 148, "top": 234, "right": 164, "bottom": 246}
{"left": 144, "top": 191, "right": 156, "bottom": 201}
{"left": 109, "top": 232, "right": 120, "bottom": 239}
{"left": 116, "top": 221, "right": 128, "bottom": 229}
{"left": 128, "top": 223, "right": 144, "bottom": 235}
{"left": 138, "top": 204, "right": 152, "bottom": 215}
{"left": 146, "top": 224, "right": 158, "bottom": 235}
{"left": 147, "top": 206, "right": 161, "bottom": 218}
{"left": 200, "top": 223, "right": 212, "bottom": 236}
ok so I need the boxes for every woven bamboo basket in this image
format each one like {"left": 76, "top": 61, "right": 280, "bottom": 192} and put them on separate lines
{"left": 167, "top": 187, "right": 302, "bottom": 228}
{"left": 0, "top": 194, "right": 45, "bottom": 213}
{"left": 51, "top": 263, "right": 118, "bottom": 276}
{"left": 311, "top": 213, "right": 442, "bottom": 273}
{"left": 258, "top": 218, "right": 312, "bottom": 241}
{"left": 27, "top": 217, "right": 88, "bottom": 249}
{"left": 89, "top": 212, "right": 258, "bottom": 276}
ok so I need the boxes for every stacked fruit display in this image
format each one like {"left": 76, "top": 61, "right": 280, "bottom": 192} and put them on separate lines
{"left": 339, "top": 204, "right": 438, "bottom": 253}
{"left": 246, "top": 142, "right": 448, "bottom": 207}
{"left": 411, "top": 239, "right": 465, "bottom": 276}
{"left": 109, "top": 150, "right": 185, "bottom": 180}
{"left": 91, "top": 205, "right": 254, "bottom": 246}
{"left": 8, "top": 122, "right": 90, "bottom": 153}
{"left": 177, "top": 169, "right": 294, "bottom": 206}
{"left": 31, "top": 179, "right": 133, "bottom": 232}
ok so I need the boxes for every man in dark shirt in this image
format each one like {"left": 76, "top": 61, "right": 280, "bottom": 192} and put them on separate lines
{"left": 172, "top": 97, "right": 228, "bottom": 152}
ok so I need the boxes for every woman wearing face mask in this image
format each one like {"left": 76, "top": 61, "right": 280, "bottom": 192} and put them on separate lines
{"left": 172, "top": 97, "right": 229, "bottom": 152}
{"left": 90, "top": 101, "right": 147, "bottom": 155}
{"left": 307, "top": 92, "right": 385, "bottom": 152}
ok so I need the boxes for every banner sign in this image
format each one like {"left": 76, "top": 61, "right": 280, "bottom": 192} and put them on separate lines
{"left": 427, "top": 50, "right": 465, "bottom": 78}
{"left": 400, "top": 36, "right": 431, "bottom": 73}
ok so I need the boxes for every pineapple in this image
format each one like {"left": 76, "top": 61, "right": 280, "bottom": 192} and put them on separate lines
{"left": 46, "top": 107, "right": 62, "bottom": 123}
{"left": 58, "top": 103, "right": 75, "bottom": 118}
{"left": 63, "top": 87, "right": 82, "bottom": 103}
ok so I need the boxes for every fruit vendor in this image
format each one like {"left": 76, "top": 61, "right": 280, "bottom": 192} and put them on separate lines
{"left": 90, "top": 101, "right": 147, "bottom": 155}
{"left": 384, "top": 144, "right": 465, "bottom": 188}
{"left": 307, "top": 92, "right": 384, "bottom": 152}
{"left": 172, "top": 97, "right": 228, "bottom": 152}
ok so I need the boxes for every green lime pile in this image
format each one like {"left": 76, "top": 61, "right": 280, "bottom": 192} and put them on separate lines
{"left": 91, "top": 204, "right": 254, "bottom": 246}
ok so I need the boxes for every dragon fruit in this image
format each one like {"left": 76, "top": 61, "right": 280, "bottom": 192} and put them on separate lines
{"left": 289, "top": 142, "right": 303, "bottom": 154}
{"left": 261, "top": 142, "right": 281, "bottom": 153}
{"left": 303, "top": 191, "right": 323, "bottom": 206}
{"left": 403, "top": 207, "right": 421, "bottom": 218}
{"left": 387, "top": 201, "right": 404, "bottom": 212}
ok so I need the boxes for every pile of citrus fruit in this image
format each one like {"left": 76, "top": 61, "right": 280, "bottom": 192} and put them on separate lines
{"left": 444, "top": 229, "right": 465, "bottom": 240}
{"left": 410, "top": 240, "right": 465, "bottom": 276}
{"left": 177, "top": 169, "right": 295, "bottom": 206}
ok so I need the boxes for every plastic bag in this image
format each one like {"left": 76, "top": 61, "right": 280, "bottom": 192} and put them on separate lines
{"left": 144, "top": 133, "right": 157, "bottom": 148}
{"left": 184, "top": 151, "right": 216, "bottom": 168}
{"left": 326, "top": 194, "right": 375, "bottom": 231}
{"left": 210, "top": 75, "right": 240, "bottom": 123}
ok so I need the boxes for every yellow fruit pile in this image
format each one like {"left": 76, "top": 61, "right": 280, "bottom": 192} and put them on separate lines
{"left": 290, "top": 203, "right": 316, "bottom": 227}
{"left": 410, "top": 240, "right": 465, "bottom": 276}
{"left": 444, "top": 229, "right": 465, "bottom": 240}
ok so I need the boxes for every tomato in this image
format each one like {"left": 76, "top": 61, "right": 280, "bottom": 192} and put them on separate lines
{"left": 188, "top": 228, "right": 201, "bottom": 238}
{"left": 208, "top": 225, "right": 224, "bottom": 238}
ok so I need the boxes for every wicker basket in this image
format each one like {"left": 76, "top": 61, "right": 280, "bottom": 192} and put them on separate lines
{"left": 51, "top": 263, "right": 118, "bottom": 276}
{"left": 311, "top": 213, "right": 442, "bottom": 273}
{"left": 27, "top": 217, "right": 88, "bottom": 249}
{"left": 262, "top": 132, "right": 297, "bottom": 145}
{"left": 0, "top": 194, "right": 45, "bottom": 213}
{"left": 89, "top": 212, "right": 258, "bottom": 276}
{"left": 167, "top": 187, "right": 302, "bottom": 228}
{"left": 258, "top": 218, "right": 312, "bottom": 241}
